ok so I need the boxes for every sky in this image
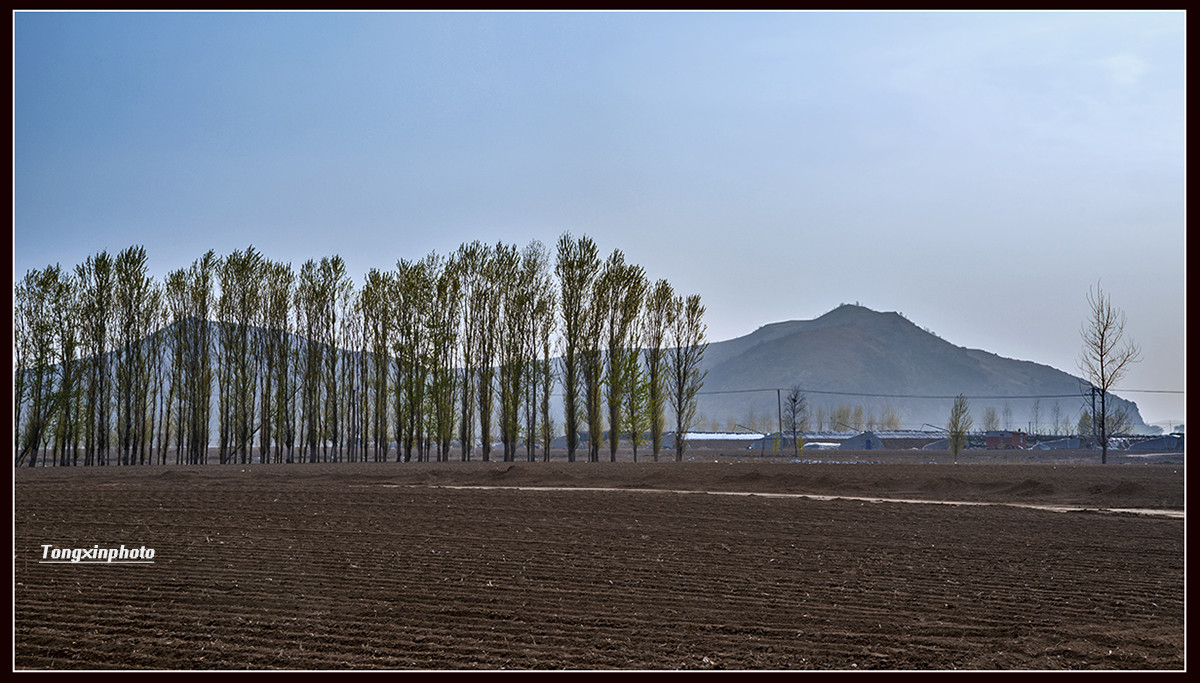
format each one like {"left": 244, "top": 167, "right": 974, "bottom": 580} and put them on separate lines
{"left": 12, "top": 10, "right": 1186, "bottom": 427}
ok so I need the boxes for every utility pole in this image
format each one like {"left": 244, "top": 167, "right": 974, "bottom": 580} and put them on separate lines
{"left": 777, "top": 388, "right": 783, "bottom": 445}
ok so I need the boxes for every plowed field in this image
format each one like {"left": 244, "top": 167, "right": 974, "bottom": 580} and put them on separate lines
{"left": 13, "top": 457, "right": 1185, "bottom": 670}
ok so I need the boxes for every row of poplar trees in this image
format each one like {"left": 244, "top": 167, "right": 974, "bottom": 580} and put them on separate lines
{"left": 13, "top": 233, "right": 709, "bottom": 468}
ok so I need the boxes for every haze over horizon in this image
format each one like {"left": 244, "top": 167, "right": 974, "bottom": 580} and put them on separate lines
{"left": 13, "top": 11, "right": 1185, "bottom": 426}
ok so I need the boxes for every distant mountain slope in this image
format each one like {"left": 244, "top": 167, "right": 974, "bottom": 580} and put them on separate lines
{"left": 694, "top": 304, "right": 1144, "bottom": 433}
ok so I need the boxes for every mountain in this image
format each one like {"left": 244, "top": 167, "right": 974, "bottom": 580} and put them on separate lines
{"left": 693, "top": 304, "right": 1145, "bottom": 434}
{"left": 19, "top": 305, "right": 1146, "bottom": 452}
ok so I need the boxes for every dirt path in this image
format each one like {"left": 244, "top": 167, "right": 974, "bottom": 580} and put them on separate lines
{"left": 422, "top": 484, "right": 1187, "bottom": 519}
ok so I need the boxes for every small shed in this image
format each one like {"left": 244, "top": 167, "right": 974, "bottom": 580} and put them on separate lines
{"left": 840, "top": 431, "right": 885, "bottom": 450}
{"left": 985, "top": 430, "right": 1026, "bottom": 449}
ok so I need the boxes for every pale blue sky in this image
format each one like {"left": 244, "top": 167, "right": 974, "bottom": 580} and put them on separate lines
{"left": 13, "top": 10, "right": 1186, "bottom": 425}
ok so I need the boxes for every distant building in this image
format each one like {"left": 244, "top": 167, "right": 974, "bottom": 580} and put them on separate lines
{"left": 985, "top": 430, "right": 1026, "bottom": 449}
{"left": 1127, "top": 434, "right": 1184, "bottom": 452}
{"left": 839, "top": 431, "right": 885, "bottom": 450}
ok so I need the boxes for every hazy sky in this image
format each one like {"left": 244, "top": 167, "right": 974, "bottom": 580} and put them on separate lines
{"left": 13, "top": 11, "right": 1185, "bottom": 426}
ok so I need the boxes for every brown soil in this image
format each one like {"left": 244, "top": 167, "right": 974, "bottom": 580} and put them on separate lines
{"left": 13, "top": 455, "right": 1185, "bottom": 670}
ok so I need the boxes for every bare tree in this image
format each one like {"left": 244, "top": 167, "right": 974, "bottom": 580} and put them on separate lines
{"left": 1050, "top": 401, "right": 1063, "bottom": 437}
{"left": 981, "top": 406, "right": 1000, "bottom": 432}
{"left": 75, "top": 252, "right": 115, "bottom": 466}
{"left": 623, "top": 350, "right": 649, "bottom": 462}
{"left": 947, "top": 393, "right": 972, "bottom": 462}
{"left": 323, "top": 257, "right": 353, "bottom": 462}
{"left": 1078, "top": 282, "right": 1142, "bottom": 464}
{"left": 257, "top": 259, "right": 295, "bottom": 464}
{"left": 13, "top": 275, "right": 30, "bottom": 460}
{"left": 641, "top": 280, "right": 673, "bottom": 461}
{"left": 15, "top": 268, "right": 58, "bottom": 467}
{"left": 782, "top": 384, "right": 807, "bottom": 456}
{"left": 474, "top": 247, "right": 502, "bottom": 462}
{"left": 599, "top": 250, "right": 647, "bottom": 462}
{"left": 555, "top": 233, "right": 601, "bottom": 463}
{"left": 47, "top": 266, "right": 82, "bottom": 465}
{"left": 518, "top": 241, "right": 555, "bottom": 463}
{"left": 338, "top": 278, "right": 362, "bottom": 461}
{"left": 112, "top": 247, "right": 158, "bottom": 466}
{"left": 535, "top": 285, "right": 559, "bottom": 463}
{"left": 455, "top": 241, "right": 487, "bottom": 461}
{"left": 295, "top": 260, "right": 325, "bottom": 463}
{"left": 494, "top": 243, "right": 527, "bottom": 462}
{"left": 879, "top": 404, "right": 901, "bottom": 431}
{"left": 360, "top": 269, "right": 392, "bottom": 462}
{"left": 393, "top": 256, "right": 434, "bottom": 462}
{"left": 667, "top": 294, "right": 708, "bottom": 462}
{"left": 165, "top": 251, "right": 217, "bottom": 465}
{"left": 217, "top": 247, "right": 265, "bottom": 464}
{"left": 428, "top": 255, "right": 462, "bottom": 463}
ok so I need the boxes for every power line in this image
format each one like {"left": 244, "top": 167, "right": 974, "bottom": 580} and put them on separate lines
{"left": 694, "top": 387, "right": 1180, "bottom": 400}
{"left": 549, "top": 386, "right": 1181, "bottom": 400}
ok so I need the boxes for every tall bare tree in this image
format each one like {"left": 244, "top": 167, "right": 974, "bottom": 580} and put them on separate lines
{"left": 1078, "top": 282, "right": 1142, "bottom": 464}
{"left": 600, "top": 250, "right": 647, "bottom": 462}
{"left": 163, "top": 268, "right": 189, "bottom": 464}
{"left": 15, "top": 268, "right": 58, "bottom": 467}
{"left": 322, "top": 257, "right": 352, "bottom": 462}
{"left": 641, "top": 279, "right": 674, "bottom": 461}
{"left": 14, "top": 274, "right": 31, "bottom": 460}
{"left": 393, "top": 255, "right": 434, "bottom": 462}
{"left": 165, "top": 251, "right": 217, "bottom": 465}
{"left": 519, "top": 241, "right": 555, "bottom": 463}
{"left": 192, "top": 253, "right": 217, "bottom": 464}
{"left": 295, "top": 259, "right": 325, "bottom": 463}
{"left": 361, "top": 268, "right": 393, "bottom": 462}
{"left": 319, "top": 256, "right": 350, "bottom": 463}
{"left": 149, "top": 287, "right": 171, "bottom": 465}
{"left": 623, "top": 335, "right": 649, "bottom": 463}
{"left": 535, "top": 298, "right": 558, "bottom": 463}
{"left": 113, "top": 247, "right": 159, "bottom": 466}
{"left": 338, "top": 280, "right": 363, "bottom": 461}
{"left": 455, "top": 242, "right": 488, "bottom": 461}
{"left": 581, "top": 267, "right": 607, "bottom": 463}
{"left": 555, "top": 233, "right": 601, "bottom": 463}
{"left": 475, "top": 246, "right": 504, "bottom": 462}
{"left": 667, "top": 293, "right": 708, "bottom": 462}
{"left": 257, "top": 259, "right": 294, "bottom": 464}
{"left": 47, "top": 266, "right": 82, "bottom": 465}
{"left": 217, "top": 247, "right": 265, "bottom": 464}
{"left": 494, "top": 243, "right": 527, "bottom": 462}
{"left": 428, "top": 255, "right": 462, "bottom": 462}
